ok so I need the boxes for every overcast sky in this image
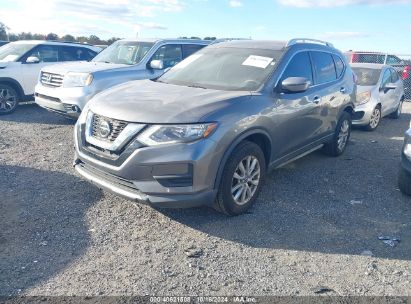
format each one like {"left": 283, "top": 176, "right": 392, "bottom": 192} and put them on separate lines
{"left": 1, "top": 0, "right": 411, "bottom": 53}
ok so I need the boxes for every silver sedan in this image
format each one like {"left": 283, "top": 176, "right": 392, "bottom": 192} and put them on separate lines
{"left": 351, "top": 63, "right": 405, "bottom": 131}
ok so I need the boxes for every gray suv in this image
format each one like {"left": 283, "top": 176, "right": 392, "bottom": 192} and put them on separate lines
{"left": 35, "top": 38, "right": 209, "bottom": 118}
{"left": 74, "top": 39, "right": 356, "bottom": 215}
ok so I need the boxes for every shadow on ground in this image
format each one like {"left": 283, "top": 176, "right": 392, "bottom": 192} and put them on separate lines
{"left": 0, "top": 165, "right": 101, "bottom": 296}
{"left": 162, "top": 113, "right": 411, "bottom": 261}
{"left": 0, "top": 104, "right": 74, "bottom": 125}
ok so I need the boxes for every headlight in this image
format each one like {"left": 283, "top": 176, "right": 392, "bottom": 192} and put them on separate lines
{"left": 63, "top": 72, "right": 93, "bottom": 87}
{"left": 137, "top": 123, "right": 217, "bottom": 146}
{"left": 356, "top": 91, "right": 371, "bottom": 105}
{"left": 77, "top": 106, "right": 90, "bottom": 125}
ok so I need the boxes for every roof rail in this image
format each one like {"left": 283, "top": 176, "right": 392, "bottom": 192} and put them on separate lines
{"left": 286, "top": 38, "right": 334, "bottom": 48}
{"left": 47, "top": 40, "right": 94, "bottom": 46}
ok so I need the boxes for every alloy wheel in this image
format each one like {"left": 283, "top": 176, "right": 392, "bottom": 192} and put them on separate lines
{"left": 369, "top": 108, "right": 381, "bottom": 129}
{"left": 337, "top": 120, "right": 350, "bottom": 152}
{"left": 0, "top": 88, "right": 17, "bottom": 113}
{"left": 231, "top": 155, "right": 261, "bottom": 206}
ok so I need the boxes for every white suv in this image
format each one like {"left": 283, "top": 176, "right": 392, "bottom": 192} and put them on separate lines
{"left": 0, "top": 40, "right": 100, "bottom": 115}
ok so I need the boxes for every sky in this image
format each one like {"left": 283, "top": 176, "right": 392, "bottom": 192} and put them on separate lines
{"left": 1, "top": 0, "right": 411, "bottom": 54}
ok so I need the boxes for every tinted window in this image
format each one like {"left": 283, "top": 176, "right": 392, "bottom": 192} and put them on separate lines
{"left": 333, "top": 55, "right": 345, "bottom": 78}
{"left": 381, "top": 69, "right": 391, "bottom": 87}
{"left": 61, "top": 46, "right": 96, "bottom": 61}
{"left": 311, "top": 52, "right": 337, "bottom": 84}
{"left": 182, "top": 44, "right": 205, "bottom": 58}
{"left": 390, "top": 68, "right": 400, "bottom": 82}
{"left": 27, "top": 45, "right": 59, "bottom": 62}
{"left": 151, "top": 45, "right": 183, "bottom": 69}
{"left": 280, "top": 51, "right": 313, "bottom": 85}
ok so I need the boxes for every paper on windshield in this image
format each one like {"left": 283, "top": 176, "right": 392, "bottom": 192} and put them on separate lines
{"left": 242, "top": 55, "right": 274, "bottom": 69}
{"left": 174, "top": 54, "right": 203, "bottom": 69}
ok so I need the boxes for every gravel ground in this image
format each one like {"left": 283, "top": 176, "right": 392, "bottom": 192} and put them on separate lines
{"left": 0, "top": 103, "right": 410, "bottom": 296}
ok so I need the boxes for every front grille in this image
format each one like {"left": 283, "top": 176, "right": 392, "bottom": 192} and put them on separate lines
{"left": 91, "top": 113, "right": 128, "bottom": 142}
{"left": 41, "top": 72, "right": 64, "bottom": 87}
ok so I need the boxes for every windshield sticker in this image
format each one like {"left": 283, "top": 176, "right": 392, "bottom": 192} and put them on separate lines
{"left": 242, "top": 55, "right": 274, "bottom": 69}
{"left": 174, "top": 54, "right": 203, "bottom": 69}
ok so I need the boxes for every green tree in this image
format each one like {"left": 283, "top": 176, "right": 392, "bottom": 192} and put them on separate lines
{"left": 204, "top": 37, "right": 216, "bottom": 41}
{"left": 18, "top": 32, "right": 33, "bottom": 40}
{"left": 62, "top": 34, "right": 75, "bottom": 42}
{"left": 106, "top": 37, "right": 121, "bottom": 45}
{"left": 46, "top": 33, "right": 59, "bottom": 40}
{"left": 0, "top": 22, "right": 8, "bottom": 40}
{"left": 32, "top": 33, "right": 45, "bottom": 40}
{"left": 8, "top": 33, "right": 18, "bottom": 41}
{"left": 76, "top": 36, "right": 88, "bottom": 43}
{"left": 87, "top": 35, "right": 101, "bottom": 45}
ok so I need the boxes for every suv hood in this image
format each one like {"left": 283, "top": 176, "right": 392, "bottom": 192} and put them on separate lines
{"left": 88, "top": 80, "right": 251, "bottom": 123}
{"left": 41, "top": 61, "right": 130, "bottom": 74}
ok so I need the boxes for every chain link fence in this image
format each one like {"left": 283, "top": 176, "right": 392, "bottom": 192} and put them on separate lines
{"left": 345, "top": 52, "right": 411, "bottom": 101}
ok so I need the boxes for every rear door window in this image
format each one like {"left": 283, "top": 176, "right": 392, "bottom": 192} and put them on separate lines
{"left": 151, "top": 44, "right": 183, "bottom": 69}
{"left": 390, "top": 68, "right": 400, "bottom": 82}
{"left": 60, "top": 46, "right": 96, "bottom": 61}
{"left": 280, "top": 51, "right": 313, "bottom": 85}
{"left": 182, "top": 44, "right": 206, "bottom": 58}
{"left": 311, "top": 51, "right": 337, "bottom": 84}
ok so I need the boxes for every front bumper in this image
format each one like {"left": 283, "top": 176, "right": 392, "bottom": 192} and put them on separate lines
{"left": 352, "top": 101, "right": 376, "bottom": 126}
{"left": 73, "top": 121, "right": 223, "bottom": 208}
{"left": 34, "top": 83, "right": 95, "bottom": 118}
{"left": 74, "top": 161, "right": 217, "bottom": 208}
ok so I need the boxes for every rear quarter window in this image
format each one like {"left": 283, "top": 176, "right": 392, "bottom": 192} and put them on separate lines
{"left": 332, "top": 55, "right": 345, "bottom": 78}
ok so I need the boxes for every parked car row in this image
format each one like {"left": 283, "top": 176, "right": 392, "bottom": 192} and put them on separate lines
{"left": 1, "top": 38, "right": 410, "bottom": 215}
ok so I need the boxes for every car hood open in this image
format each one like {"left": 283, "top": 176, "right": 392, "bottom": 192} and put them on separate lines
{"left": 88, "top": 80, "right": 251, "bottom": 123}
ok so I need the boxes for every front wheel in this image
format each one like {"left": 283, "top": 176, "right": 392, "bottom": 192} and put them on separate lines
{"left": 214, "top": 141, "right": 266, "bottom": 216}
{"left": 365, "top": 106, "right": 381, "bottom": 131}
{"left": 323, "top": 112, "right": 351, "bottom": 157}
{"left": 0, "top": 84, "right": 20, "bottom": 115}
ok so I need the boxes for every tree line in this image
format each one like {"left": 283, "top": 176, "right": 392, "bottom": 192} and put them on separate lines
{"left": 0, "top": 22, "right": 217, "bottom": 45}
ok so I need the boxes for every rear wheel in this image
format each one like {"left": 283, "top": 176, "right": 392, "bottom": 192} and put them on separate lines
{"left": 214, "top": 141, "right": 266, "bottom": 215}
{"left": 365, "top": 106, "right": 381, "bottom": 131}
{"left": 0, "top": 84, "right": 19, "bottom": 115}
{"left": 323, "top": 112, "right": 351, "bottom": 157}
{"left": 398, "top": 167, "right": 411, "bottom": 196}
{"left": 390, "top": 100, "right": 403, "bottom": 119}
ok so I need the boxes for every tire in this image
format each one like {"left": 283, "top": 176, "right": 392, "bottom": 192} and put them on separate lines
{"left": 214, "top": 141, "right": 266, "bottom": 216}
{"left": 323, "top": 111, "right": 351, "bottom": 157}
{"left": 389, "top": 100, "right": 403, "bottom": 119}
{"left": 364, "top": 106, "right": 381, "bottom": 131}
{"left": 0, "top": 83, "right": 20, "bottom": 115}
{"left": 399, "top": 167, "right": 411, "bottom": 196}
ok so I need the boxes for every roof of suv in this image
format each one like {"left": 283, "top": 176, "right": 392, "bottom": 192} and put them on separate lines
{"left": 120, "top": 38, "right": 210, "bottom": 45}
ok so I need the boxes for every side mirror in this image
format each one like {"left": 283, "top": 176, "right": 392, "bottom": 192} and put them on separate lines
{"left": 381, "top": 83, "right": 397, "bottom": 91}
{"left": 281, "top": 77, "right": 310, "bottom": 93}
{"left": 150, "top": 60, "right": 164, "bottom": 70}
{"left": 26, "top": 56, "right": 40, "bottom": 64}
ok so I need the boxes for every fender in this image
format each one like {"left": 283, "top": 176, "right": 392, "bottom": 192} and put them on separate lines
{"left": 213, "top": 127, "right": 272, "bottom": 190}
{"left": 0, "top": 77, "right": 26, "bottom": 100}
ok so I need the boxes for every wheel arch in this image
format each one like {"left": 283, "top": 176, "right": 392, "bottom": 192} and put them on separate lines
{"left": 0, "top": 77, "right": 24, "bottom": 100}
{"left": 213, "top": 128, "right": 272, "bottom": 190}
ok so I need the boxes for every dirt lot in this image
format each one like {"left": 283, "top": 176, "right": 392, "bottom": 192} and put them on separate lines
{"left": 0, "top": 103, "right": 410, "bottom": 296}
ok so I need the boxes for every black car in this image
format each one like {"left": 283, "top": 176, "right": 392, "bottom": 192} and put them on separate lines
{"left": 399, "top": 127, "right": 411, "bottom": 195}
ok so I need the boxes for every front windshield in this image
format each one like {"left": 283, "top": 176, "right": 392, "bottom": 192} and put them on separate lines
{"left": 0, "top": 43, "right": 35, "bottom": 62}
{"left": 353, "top": 67, "right": 381, "bottom": 86}
{"left": 92, "top": 41, "right": 154, "bottom": 65}
{"left": 158, "top": 47, "right": 283, "bottom": 91}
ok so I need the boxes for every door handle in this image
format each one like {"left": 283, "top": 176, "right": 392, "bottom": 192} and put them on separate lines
{"left": 312, "top": 96, "right": 321, "bottom": 104}
{"left": 340, "top": 87, "right": 346, "bottom": 93}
